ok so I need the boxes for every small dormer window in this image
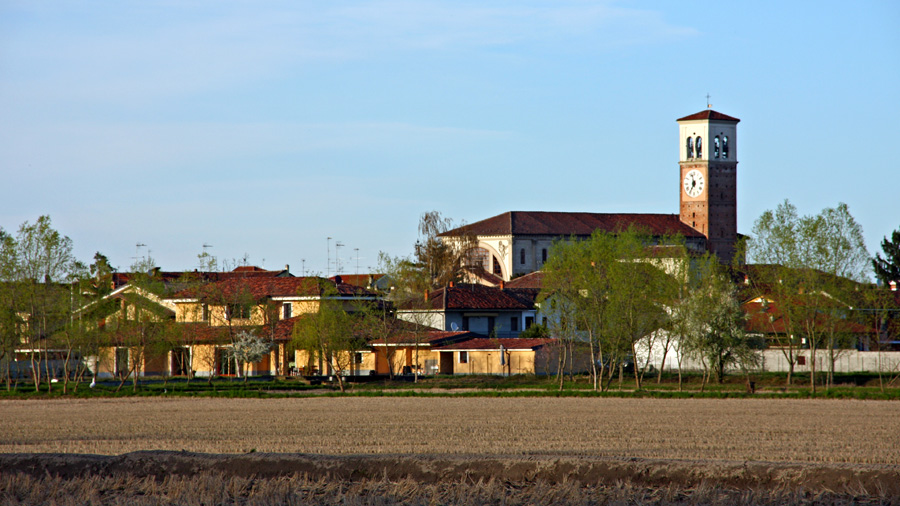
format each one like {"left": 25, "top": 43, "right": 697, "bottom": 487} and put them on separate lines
{"left": 722, "top": 136, "right": 729, "bottom": 159}
{"left": 520, "top": 248, "right": 526, "bottom": 265}
{"left": 686, "top": 137, "right": 694, "bottom": 159}
{"left": 695, "top": 136, "right": 703, "bottom": 158}
{"left": 714, "top": 136, "right": 720, "bottom": 159}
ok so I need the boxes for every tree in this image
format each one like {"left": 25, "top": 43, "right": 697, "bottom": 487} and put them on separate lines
{"left": 357, "top": 300, "right": 404, "bottom": 379}
{"left": 228, "top": 330, "right": 273, "bottom": 381}
{"left": 0, "top": 216, "right": 80, "bottom": 392}
{"left": 292, "top": 287, "right": 363, "bottom": 392}
{"left": 748, "top": 200, "right": 870, "bottom": 393}
{"left": 605, "top": 230, "right": 680, "bottom": 391}
{"left": 381, "top": 211, "right": 479, "bottom": 297}
{"left": 674, "top": 257, "right": 762, "bottom": 387}
{"left": 873, "top": 228, "right": 900, "bottom": 285}
{"left": 540, "top": 227, "right": 680, "bottom": 391}
{"left": 111, "top": 255, "right": 173, "bottom": 392}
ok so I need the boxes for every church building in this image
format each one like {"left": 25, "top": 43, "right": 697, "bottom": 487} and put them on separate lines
{"left": 439, "top": 109, "right": 741, "bottom": 282}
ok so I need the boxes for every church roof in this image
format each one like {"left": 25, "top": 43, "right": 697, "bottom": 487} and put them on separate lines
{"left": 439, "top": 211, "right": 703, "bottom": 238}
{"left": 677, "top": 109, "right": 740, "bottom": 122}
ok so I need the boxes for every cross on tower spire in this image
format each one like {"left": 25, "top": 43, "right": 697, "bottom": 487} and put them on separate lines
{"left": 706, "top": 93, "right": 711, "bottom": 109}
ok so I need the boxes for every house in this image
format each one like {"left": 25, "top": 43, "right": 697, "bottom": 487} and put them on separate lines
{"left": 396, "top": 283, "right": 538, "bottom": 337}
{"left": 87, "top": 275, "right": 377, "bottom": 379}
{"left": 165, "top": 276, "right": 378, "bottom": 377}
{"left": 366, "top": 329, "right": 480, "bottom": 376}
{"left": 432, "top": 337, "right": 558, "bottom": 375}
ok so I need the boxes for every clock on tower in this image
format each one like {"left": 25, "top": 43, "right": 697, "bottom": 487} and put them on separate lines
{"left": 677, "top": 109, "right": 740, "bottom": 263}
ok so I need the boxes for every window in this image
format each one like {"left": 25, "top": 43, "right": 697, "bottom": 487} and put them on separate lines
{"left": 283, "top": 303, "right": 292, "bottom": 319}
{"left": 492, "top": 256, "right": 502, "bottom": 276}
{"left": 226, "top": 303, "right": 251, "bottom": 320}
{"left": 542, "top": 317, "right": 548, "bottom": 326}
{"left": 354, "top": 352, "right": 363, "bottom": 364}
{"left": 510, "top": 317, "right": 519, "bottom": 332}
{"left": 458, "top": 351, "right": 468, "bottom": 364}
{"left": 686, "top": 137, "right": 694, "bottom": 158}
{"left": 201, "top": 303, "right": 209, "bottom": 321}
{"left": 462, "top": 316, "right": 469, "bottom": 331}
{"left": 541, "top": 248, "right": 548, "bottom": 263}
{"left": 525, "top": 316, "right": 534, "bottom": 328}
{"left": 695, "top": 136, "right": 703, "bottom": 158}
{"left": 520, "top": 248, "right": 526, "bottom": 265}
{"left": 714, "top": 136, "right": 720, "bottom": 159}
{"left": 722, "top": 136, "right": 729, "bottom": 159}
{"left": 466, "top": 247, "right": 490, "bottom": 270}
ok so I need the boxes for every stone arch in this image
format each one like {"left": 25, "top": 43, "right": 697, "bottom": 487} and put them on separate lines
{"left": 466, "top": 242, "right": 507, "bottom": 280}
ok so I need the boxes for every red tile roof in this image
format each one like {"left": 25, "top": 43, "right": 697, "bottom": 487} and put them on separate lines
{"left": 169, "top": 276, "right": 376, "bottom": 301}
{"left": 505, "top": 271, "right": 545, "bottom": 289}
{"left": 413, "top": 284, "right": 536, "bottom": 311}
{"left": 676, "top": 110, "right": 740, "bottom": 122}
{"left": 439, "top": 212, "right": 703, "bottom": 238}
{"left": 112, "top": 266, "right": 289, "bottom": 289}
{"left": 743, "top": 300, "right": 874, "bottom": 335}
{"left": 462, "top": 266, "right": 504, "bottom": 287}
{"left": 370, "top": 330, "right": 479, "bottom": 347}
{"left": 434, "top": 337, "right": 556, "bottom": 351}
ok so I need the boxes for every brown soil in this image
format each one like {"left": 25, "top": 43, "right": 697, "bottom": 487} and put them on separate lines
{"left": 2, "top": 451, "right": 899, "bottom": 496}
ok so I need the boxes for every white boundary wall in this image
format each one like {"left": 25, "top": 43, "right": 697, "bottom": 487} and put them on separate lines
{"left": 639, "top": 334, "right": 900, "bottom": 374}
{"left": 757, "top": 349, "right": 900, "bottom": 374}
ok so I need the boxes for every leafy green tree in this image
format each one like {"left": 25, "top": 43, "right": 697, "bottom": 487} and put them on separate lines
{"left": 748, "top": 200, "right": 869, "bottom": 392}
{"left": 540, "top": 227, "right": 680, "bottom": 391}
{"left": 873, "top": 228, "right": 900, "bottom": 285}
{"left": 0, "top": 216, "right": 80, "bottom": 392}
{"left": 675, "top": 257, "right": 762, "bottom": 387}
{"left": 292, "top": 288, "right": 362, "bottom": 392}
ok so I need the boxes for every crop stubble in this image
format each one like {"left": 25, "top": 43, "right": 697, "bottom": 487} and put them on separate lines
{"left": 1, "top": 397, "right": 898, "bottom": 464}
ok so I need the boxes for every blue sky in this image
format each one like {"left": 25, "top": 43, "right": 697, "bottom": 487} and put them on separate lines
{"left": 2, "top": 1, "right": 898, "bottom": 276}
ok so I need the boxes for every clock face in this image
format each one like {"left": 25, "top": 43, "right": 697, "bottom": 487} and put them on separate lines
{"left": 683, "top": 169, "right": 705, "bottom": 198}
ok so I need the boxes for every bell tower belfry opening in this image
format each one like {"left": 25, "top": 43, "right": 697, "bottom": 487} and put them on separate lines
{"left": 677, "top": 109, "right": 740, "bottom": 263}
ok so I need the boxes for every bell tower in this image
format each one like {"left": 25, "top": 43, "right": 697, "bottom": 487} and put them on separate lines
{"left": 677, "top": 109, "right": 740, "bottom": 263}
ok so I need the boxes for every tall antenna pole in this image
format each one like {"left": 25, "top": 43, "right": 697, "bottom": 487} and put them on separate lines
{"left": 326, "top": 237, "right": 332, "bottom": 277}
{"left": 335, "top": 241, "right": 344, "bottom": 274}
{"left": 134, "top": 242, "right": 147, "bottom": 267}
{"left": 354, "top": 248, "right": 360, "bottom": 276}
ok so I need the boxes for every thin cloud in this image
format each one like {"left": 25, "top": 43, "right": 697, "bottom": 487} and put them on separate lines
{"left": 1, "top": 1, "right": 695, "bottom": 104}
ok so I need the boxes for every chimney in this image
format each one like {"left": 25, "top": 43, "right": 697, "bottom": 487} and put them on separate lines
{"left": 424, "top": 290, "right": 429, "bottom": 301}
{"left": 285, "top": 264, "right": 290, "bottom": 272}
{"left": 500, "top": 280, "right": 505, "bottom": 290}
{"left": 449, "top": 281, "right": 454, "bottom": 287}
{"left": 891, "top": 281, "right": 897, "bottom": 292}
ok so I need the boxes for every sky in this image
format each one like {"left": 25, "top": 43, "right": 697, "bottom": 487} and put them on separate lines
{"left": 2, "top": 1, "right": 899, "bottom": 277}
